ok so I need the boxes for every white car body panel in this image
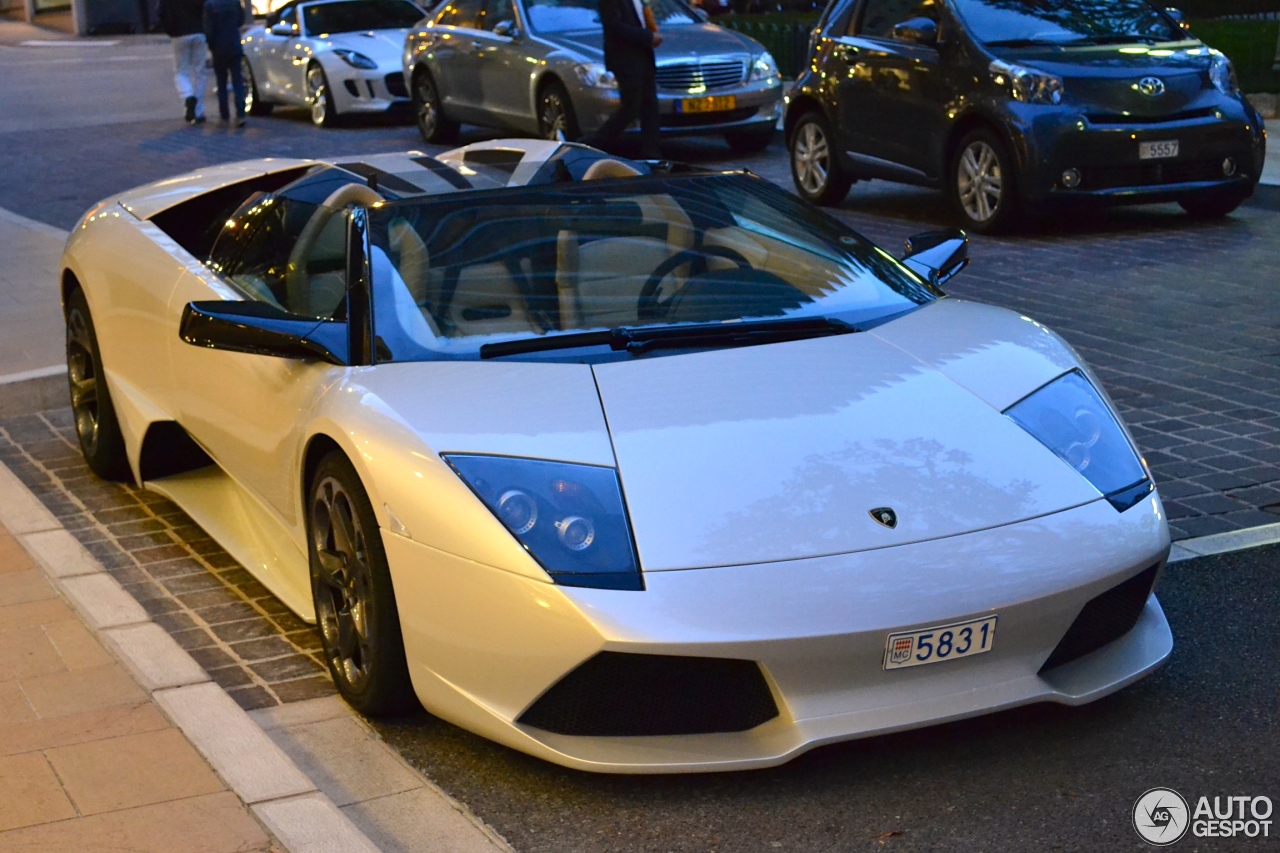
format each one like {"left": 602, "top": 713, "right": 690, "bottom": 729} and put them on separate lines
{"left": 59, "top": 141, "right": 1173, "bottom": 773}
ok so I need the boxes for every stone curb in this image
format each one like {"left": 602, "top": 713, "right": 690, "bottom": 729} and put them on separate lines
{"left": 0, "top": 459, "right": 387, "bottom": 853}
{"left": 0, "top": 368, "right": 68, "bottom": 419}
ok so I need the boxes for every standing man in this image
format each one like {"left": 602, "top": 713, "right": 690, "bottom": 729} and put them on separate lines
{"left": 158, "top": 0, "right": 207, "bottom": 123}
{"left": 203, "top": 0, "right": 248, "bottom": 126}
{"left": 586, "top": 0, "right": 662, "bottom": 159}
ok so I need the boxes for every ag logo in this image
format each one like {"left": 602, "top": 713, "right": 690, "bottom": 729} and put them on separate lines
{"left": 1136, "top": 76, "right": 1166, "bottom": 96}
{"left": 1133, "top": 787, "right": 1190, "bottom": 846}
{"left": 869, "top": 507, "right": 897, "bottom": 529}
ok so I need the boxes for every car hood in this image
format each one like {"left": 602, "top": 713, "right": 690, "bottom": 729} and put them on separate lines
{"left": 545, "top": 22, "right": 758, "bottom": 62}
{"left": 317, "top": 28, "right": 412, "bottom": 64}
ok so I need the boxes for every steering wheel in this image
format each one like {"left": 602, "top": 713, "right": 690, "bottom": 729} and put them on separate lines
{"left": 637, "top": 245, "right": 753, "bottom": 322}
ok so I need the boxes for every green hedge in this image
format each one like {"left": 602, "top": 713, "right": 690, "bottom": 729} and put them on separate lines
{"left": 1189, "top": 19, "right": 1280, "bottom": 92}
{"left": 1173, "top": 1, "right": 1280, "bottom": 16}
{"left": 720, "top": 17, "right": 816, "bottom": 77}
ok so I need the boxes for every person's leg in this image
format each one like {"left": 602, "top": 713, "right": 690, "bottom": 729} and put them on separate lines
{"left": 637, "top": 60, "right": 660, "bottom": 159}
{"left": 172, "top": 35, "right": 195, "bottom": 119}
{"left": 213, "top": 53, "right": 231, "bottom": 121}
{"left": 191, "top": 35, "right": 209, "bottom": 120}
{"left": 229, "top": 53, "right": 246, "bottom": 123}
{"left": 586, "top": 64, "right": 641, "bottom": 151}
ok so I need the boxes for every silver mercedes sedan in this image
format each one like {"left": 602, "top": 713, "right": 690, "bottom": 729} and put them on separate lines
{"left": 402, "top": 0, "right": 783, "bottom": 152}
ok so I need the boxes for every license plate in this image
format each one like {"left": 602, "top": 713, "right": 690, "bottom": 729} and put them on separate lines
{"left": 677, "top": 95, "right": 736, "bottom": 114}
{"left": 1139, "top": 139, "right": 1179, "bottom": 160}
{"left": 883, "top": 616, "right": 997, "bottom": 670}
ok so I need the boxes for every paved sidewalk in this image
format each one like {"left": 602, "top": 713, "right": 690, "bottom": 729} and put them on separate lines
{"left": 0, "top": 519, "right": 276, "bottom": 852}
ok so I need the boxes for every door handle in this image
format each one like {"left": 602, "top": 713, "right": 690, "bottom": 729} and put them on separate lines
{"left": 471, "top": 40, "right": 484, "bottom": 50}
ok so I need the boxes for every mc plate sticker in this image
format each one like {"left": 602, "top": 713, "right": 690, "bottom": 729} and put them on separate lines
{"left": 883, "top": 616, "right": 997, "bottom": 670}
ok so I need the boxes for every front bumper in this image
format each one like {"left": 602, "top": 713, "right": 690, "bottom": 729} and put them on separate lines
{"left": 330, "top": 67, "right": 411, "bottom": 114}
{"left": 574, "top": 79, "right": 783, "bottom": 137}
{"left": 1010, "top": 98, "right": 1265, "bottom": 205}
{"left": 385, "top": 492, "right": 1171, "bottom": 773}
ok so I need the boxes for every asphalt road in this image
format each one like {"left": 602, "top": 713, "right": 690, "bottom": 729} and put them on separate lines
{"left": 376, "top": 545, "right": 1280, "bottom": 853}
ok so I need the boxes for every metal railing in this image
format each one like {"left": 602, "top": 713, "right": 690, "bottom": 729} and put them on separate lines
{"left": 719, "top": 18, "right": 815, "bottom": 79}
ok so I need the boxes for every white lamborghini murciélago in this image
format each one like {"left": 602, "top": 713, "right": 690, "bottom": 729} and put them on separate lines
{"left": 61, "top": 139, "right": 1171, "bottom": 773}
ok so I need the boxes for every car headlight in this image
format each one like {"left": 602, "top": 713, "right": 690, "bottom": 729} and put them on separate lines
{"left": 1004, "top": 370, "right": 1152, "bottom": 512}
{"left": 575, "top": 62, "right": 617, "bottom": 89}
{"left": 443, "top": 454, "right": 642, "bottom": 590}
{"left": 749, "top": 51, "right": 778, "bottom": 82}
{"left": 1209, "top": 52, "right": 1238, "bottom": 95}
{"left": 990, "top": 59, "right": 1064, "bottom": 105}
{"left": 334, "top": 49, "right": 378, "bottom": 70}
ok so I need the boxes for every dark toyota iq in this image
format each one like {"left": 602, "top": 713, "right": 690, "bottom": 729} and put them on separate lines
{"left": 784, "top": 0, "right": 1267, "bottom": 232}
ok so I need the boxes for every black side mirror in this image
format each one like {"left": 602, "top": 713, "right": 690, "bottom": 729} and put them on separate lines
{"left": 180, "top": 301, "right": 348, "bottom": 365}
{"left": 901, "top": 229, "right": 968, "bottom": 285}
{"left": 892, "top": 17, "right": 937, "bottom": 46}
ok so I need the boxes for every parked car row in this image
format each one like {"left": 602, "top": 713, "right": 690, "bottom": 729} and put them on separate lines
{"left": 241, "top": 0, "right": 784, "bottom": 152}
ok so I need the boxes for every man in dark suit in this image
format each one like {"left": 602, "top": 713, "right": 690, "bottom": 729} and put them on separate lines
{"left": 586, "top": 0, "right": 662, "bottom": 159}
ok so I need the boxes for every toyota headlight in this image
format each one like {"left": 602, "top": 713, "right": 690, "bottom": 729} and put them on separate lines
{"left": 1004, "top": 371, "right": 1152, "bottom": 512}
{"left": 575, "top": 62, "right": 617, "bottom": 89}
{"left": 444, "top": 454, "right": 642, "bottom": 590}
{"left": 750, "top": 51, "right": 778, "bottom": 82}
{"left": 1209, "top": 52, "right": 1238, "bottom": 95}
{"left": 990, "top": 59, "right": 1064, "bottom": 105}
{"left": 334, "top": 49, "right": 378, "bottom": 70}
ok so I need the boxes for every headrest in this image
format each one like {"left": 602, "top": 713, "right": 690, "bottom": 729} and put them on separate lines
{"left": 321, "top": 181, "right": 384, "bottom": 211}
{"left": 581, "top": 159, "right": 644, "bottom": 181}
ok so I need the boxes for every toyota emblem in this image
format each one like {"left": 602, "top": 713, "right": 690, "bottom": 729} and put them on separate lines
{"left": 1136, "top": 76, "right": 1166, "bottom": 97}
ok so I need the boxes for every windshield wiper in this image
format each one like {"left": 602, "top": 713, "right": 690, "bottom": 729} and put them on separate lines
{"left": 479, "top": 317, "right": 857, "bottom": 359}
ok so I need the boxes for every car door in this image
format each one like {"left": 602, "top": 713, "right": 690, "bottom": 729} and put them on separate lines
{"left": 261, "top": 4, "right": 302, "bottom": 99}
{"left": 472, "top": 0, "right": 532, "bottom": 125}
{"left": 837, "top": 0, "right": 948, "bottom": 179}
{"left": 429, "top": 0, "right": 487, "bottom": 116}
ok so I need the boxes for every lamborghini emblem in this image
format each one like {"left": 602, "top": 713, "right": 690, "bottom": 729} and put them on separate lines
{"left": 870, "top": 507, "right": 897, "bottom": 529}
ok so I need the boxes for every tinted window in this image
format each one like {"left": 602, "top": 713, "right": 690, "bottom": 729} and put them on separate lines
{"left": 953, "top": 0, "right": 1176, "bottom": 45}
{"left": 479, "top": 0, "right": 514, "bottom": 30}
{"left": 857, "top": 0, "right": 936, "bottom": 38}
{"left": 267, "top": 2, "right": 298, "bottom": 28}
{"left": 301, "top": 0, "right": 423, "bottom": 34}
{"left": 524, "top": 0, "right": 694, "bottom": 34}
{"left": 433, "top": 0, "right": 483, "bottom": 27}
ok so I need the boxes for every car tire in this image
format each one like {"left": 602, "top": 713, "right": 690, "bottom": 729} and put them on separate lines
{"left": 724, "top": 125, "right": 774, "bottom": 155}
{"left": 1179, "top": 192, "right": 1245, "bottom": 220}
{"left": 65, "top": 287, "right": 129, "bottom": 481}
{"left": 949, "top": 128, "right": 1020, "bottom": 234}
{"left": 789, "top": 111, "right": 853, "bottom": 206}
{"left": 537, "top": 80, "right": 580, "bottom": 142}
{"left": 306, "top": 63, "right": 340, "bottom": 128}
{"left": 244, "top": 58, "right": 273, "bottom": 116}
{"left": 308, "top": 451, "right": 414, "bottom": 716}
{"left": 412, "top": 69, "right": 459, "bottom": 144}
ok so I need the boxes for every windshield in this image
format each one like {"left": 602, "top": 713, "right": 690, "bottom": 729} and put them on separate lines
{"left": 302, "top": 0, "right": 423, "bottom": 34}
{"left": 524, "top": 0, "right": 696, "bottom": 33}
{"left": 367, "top": 173, "right": 937, "bottom": 363}
{"left": 952, "top": 0, "right": 1178, "bottom": 45}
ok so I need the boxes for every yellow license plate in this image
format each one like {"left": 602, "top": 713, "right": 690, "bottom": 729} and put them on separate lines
{"left": 678, "top": 95, "right": 737, "bottom": 113}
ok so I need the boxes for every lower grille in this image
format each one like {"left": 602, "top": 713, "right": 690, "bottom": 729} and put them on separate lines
{"left": 385, "top": 73, "right": 408, "bottom": 99}
{"left": 518, "top": 652, "right": 779, "bottom": 737}
{"left": 1039, "top": 563, "right": 1160, "bottom": 673}
{"left": 1081, "top": 158, "right": 1236, "bottom": 190}
{"left": 662, "top": 106, "right": 756, "bottom": 128}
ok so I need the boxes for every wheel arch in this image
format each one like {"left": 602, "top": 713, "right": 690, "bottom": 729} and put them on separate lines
{"left": 61, "top": 268, "right": 81, "bottom": 316}
{"left": 783, "top": 93, "right": 829, "bottom": 145}
{"left": 302, "top": 431, "right": 348, "bottom": 500}
{"left": 942, "top": 110, "right": 1023, "bottom": 182}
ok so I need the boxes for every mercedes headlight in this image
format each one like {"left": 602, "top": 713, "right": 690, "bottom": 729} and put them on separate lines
{"left": 334, "top": 49, "right": 378, "bottom": 70}
{"left": 750, "top": 51, "right": 778, "bottom": 82}
{"left": 1004, "top": 371, "right": 1152, "bottom": 512}
{"left": 990, "top": 59, "right": 1064, "bottom": 105}
{"left": 575, "top": 62, "right": 617, "bottom": 89}
{"left": 444, "top": 454, "right": 642, "bottom": 590}
{"left": 1209, "top": 52, "right": 1238, "bottom": 95}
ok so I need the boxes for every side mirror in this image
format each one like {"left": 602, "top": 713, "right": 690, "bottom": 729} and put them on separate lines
{"left": 180, "top": 301, "right": 348, "bottom": 365}
{"left": 269, "top": 21, "right": 294, "bottom": 36}
{"left": 891, "top": 16, "right": 937, "bottom": 46}
{"left": 694, "top": 7, "right": 710, "bottom": 22}
{"left": 491, "top": 18, "right": 520, "bottom": 37}
{"left": 901, "top": 228, "right": 968, "bottom": 285}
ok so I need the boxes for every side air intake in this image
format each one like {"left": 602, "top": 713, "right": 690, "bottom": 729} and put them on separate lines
{"left": 1039, "top": 563, "right": 1160, "bottom": 674}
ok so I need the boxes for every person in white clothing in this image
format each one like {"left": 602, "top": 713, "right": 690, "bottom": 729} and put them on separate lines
{"left": 159, "top": 0, "right": 208, "bottom": 123}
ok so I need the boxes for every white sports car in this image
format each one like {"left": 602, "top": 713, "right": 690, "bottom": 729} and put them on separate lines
{"left": 241, "top": 0, "right": 425, "bottom": 127}
{"left": 61, "top": 139, "right": 1172, "bottom": 773}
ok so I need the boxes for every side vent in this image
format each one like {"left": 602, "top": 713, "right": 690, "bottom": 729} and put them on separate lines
{"left": 138, "top": 422, "right": 213, "bottom": 482}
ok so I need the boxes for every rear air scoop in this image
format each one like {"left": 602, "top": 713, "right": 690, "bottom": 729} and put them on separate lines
{"left": 592, "top": 330, "right": 1101, "bottom": 572}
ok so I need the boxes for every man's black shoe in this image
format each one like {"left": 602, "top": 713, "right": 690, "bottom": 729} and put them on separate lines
{"left": 184, "top": 96, "right": 197, "bottom": 123}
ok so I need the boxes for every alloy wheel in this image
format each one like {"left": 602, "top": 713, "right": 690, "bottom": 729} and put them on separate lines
{"left": 243, "top": 59, "right": 257, "bottom": 114}
{"left": 311, "top": 476, "right": 375, "bottom": 692}
{"left": 66, "top": 308, "right": 100, "bottom": 457}
{"left": 957, "top": 140, "right": 1003, "bottom": 223}
{"left": 307, "top": 65, "right": 328, "bottom": 126}
{"left": 415, "top": 74, "right": 439, "bottom": 140}
{"left": 793, "top": 120, "right": 830, "bottom": 196}
{"left": 540, "top": 91, "right": 569, "bottom": 141}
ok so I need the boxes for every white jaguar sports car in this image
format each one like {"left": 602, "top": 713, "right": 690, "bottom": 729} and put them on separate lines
{"left": 61, "top": 139, "right": 1172, "bottom": 773}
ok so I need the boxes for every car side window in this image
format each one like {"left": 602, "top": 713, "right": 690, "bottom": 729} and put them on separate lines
{"left": 478, "top": 0, "right": 514, "bottom": 32}
{"left": 267, "top": 3, "right": 299, "bottom": 31}
{"left": 434, "top": 0, "right": 484, "bottom": 29}
{"left": 855, "top": 0, "right": 936, "bottom": 39}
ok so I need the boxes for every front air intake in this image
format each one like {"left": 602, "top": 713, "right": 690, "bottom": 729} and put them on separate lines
{"left": 1039, "top": 563, "right": 1160, "bottom": 674}
{"left": 518, "top": 652, "right": 779, "bottom": 737}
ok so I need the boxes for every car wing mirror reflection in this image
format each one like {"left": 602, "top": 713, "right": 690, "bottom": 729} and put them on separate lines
{"left": 891, "top": 17, "right": 938, "bottom": 46}
{"left": 491, "top": 19, "right": 520, "bottom": 38}
{"left": 179, "top": 301, "right": 349, "bottom": 365}
{"left": 901, "top": 228, "right": 968, "bottom": 286}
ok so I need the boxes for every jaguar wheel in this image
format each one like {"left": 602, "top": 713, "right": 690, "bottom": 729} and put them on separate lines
{"left": 412, "top": 69, "right": 458, "bottom": 144}
{"left": 308, "top": 451, "right": 413, "bottom": 716}
{"left": 306, "top": 63, "right": 340, "bottom": 128}
{"left": 244, "top": 58, "right": 273, "bottom": 116}
{"left": 65, "top": 287, "right": 129, "bottom": 480}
